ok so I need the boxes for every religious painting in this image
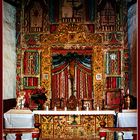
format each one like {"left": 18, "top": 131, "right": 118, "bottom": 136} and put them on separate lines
{"left": 22, "top": 50, "right": 40, "bottom": 89}
{"left": 23, "top": 0, "right": 49, "bottom": 32}
{"left": 105, "top": 90, "right": 122, "bottom": 111}
{"left": 30, "top": 1, "right": 43, "bottom": 28}
{"left": 81, "top": 99, "right": 94, "bottom": 110}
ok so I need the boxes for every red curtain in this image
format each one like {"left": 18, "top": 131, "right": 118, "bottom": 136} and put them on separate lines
{"left": 52, "top": 62, "right": 69, "bottom": 100}
{"left": 76, "top": 61, "right": 92, "bottom": 100}
{"left": 51, "top": 60, "right": 93, "bottom": 101}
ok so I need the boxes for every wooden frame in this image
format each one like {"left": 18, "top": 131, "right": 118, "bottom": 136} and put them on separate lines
{"left": 105, "top": 90, "right": 122, "bottom": 111}
{"left": 81, "top": 99, "right": 94, "bottom": 110}
{"left": 50, "top": 98, "right": 64, "bottom": 110}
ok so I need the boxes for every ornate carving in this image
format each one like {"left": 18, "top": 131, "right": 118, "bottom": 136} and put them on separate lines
{"left": 40, "top": 23, "right": 103, "bottom": 45}
{"left": 93, "top": 47, "right": 104, "bottom": 108}
{"left": 67, "top": 94, "right": 78, "bottom": 110}
{"left": 16, "top": 0, "right": 127, "bottom": 113}
{"left": 41, "top": 47, "right": 51, "bottom": 101}
{"left": 37, "top": 114, "right": 114, "bottom": 139}
{"left": 23, "top": 0, "right": 49, "bottom": 33}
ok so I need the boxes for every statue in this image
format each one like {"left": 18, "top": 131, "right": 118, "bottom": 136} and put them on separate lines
{"left": 16, "top": 91, "right": 26, "bottom": 109}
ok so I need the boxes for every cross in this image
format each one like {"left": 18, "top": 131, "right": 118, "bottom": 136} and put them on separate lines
{"left": 71, "top": 115, "right": 78, "bottom": 125}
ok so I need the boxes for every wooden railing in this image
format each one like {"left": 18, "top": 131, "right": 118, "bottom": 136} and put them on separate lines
{"left": 3, "top": 128, "right": 40, "bottom": 140}
{"left": 99, "top": 127, "right": 137, "bottom": 140}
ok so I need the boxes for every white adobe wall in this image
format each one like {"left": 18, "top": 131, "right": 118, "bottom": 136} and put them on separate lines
{"left": 3, "top": 1, "right": 16, "bottom": 99}
{"left": 128, "top": 3, "right": 137, "bottom": 97}
{"left": 128, "top": 3, "right": 137, "bottom": 48}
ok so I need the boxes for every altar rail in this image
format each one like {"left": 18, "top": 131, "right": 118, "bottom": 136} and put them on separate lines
{"left": 3, "top": 128, "right": 39, "bottom": 140}
{"left": 99, "top": 127, "right": 137, "bottom": 140}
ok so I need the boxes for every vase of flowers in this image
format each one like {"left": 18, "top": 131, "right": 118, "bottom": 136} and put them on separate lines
{"left": 31, "top": 87, "right": 47, "bottom": 110}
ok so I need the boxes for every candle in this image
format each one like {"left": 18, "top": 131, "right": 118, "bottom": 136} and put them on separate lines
{"left": 76, "top": 106, "right": 79, "bottom": 111}
{"left": 86, "top": 106, "right": 89, "bottom": 111}
{"left": 64, "top": 107, "right": 67, "bottom": 111}
{"left": 54, "top": 106, "right": 57, "bottom": 111}
{"left": 97, "top": 106, "right": 99, "bottom": 111}
{"left": 46, "top": 106, "right": 48, "bottom": 111}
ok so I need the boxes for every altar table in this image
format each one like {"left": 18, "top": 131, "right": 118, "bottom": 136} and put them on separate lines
{"left": 4, "top": 109, "right": 34, "bottom": 140}
{"left": 33, "top": 110, "right": 115, "bottom": 140}
{"left": 117, "top": 109, "right": 137, "bottom": 139}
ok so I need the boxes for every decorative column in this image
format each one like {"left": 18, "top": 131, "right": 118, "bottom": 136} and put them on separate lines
{"left": 92, "top": 46, "right": 104, "bottom": 109}
{"left": 41, "top": 47, "right": 52, "bottom": 106}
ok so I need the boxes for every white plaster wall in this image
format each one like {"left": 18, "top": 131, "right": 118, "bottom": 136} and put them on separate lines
{"left": 128, "top": 3, "right": 137, "bottom": 48}
{"left": 3, "top": 2, "right": 16, "bottom": 99}
{"left": 128, "top": 3, "right": 137, "bottom": 97}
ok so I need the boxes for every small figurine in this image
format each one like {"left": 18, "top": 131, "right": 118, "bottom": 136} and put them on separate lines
{"left": 16, "top": 91, "right": 26, "bottom": 109}
{"left": 124, "top": 88, "right": 131, "bottom": 110}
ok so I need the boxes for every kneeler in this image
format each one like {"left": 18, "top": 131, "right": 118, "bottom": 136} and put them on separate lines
{"left": 3, "top": 128, "right": 40, "bottom": 140}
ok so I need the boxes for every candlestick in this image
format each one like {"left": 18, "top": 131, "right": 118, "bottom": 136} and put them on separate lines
{"left": 64, "top": 107, "right": 67, "bottom": 111}
{"left": 86, "top": 106, "right": 89, "bottom": 111}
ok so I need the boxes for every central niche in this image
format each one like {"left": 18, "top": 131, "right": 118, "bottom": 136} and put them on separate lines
{"left": 51, "top": 52, "right": 93, "bottom": 110}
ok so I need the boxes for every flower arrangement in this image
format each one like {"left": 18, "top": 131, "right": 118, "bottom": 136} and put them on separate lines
{"left": 31, "top": 87, "right": 47, "bottom": 110}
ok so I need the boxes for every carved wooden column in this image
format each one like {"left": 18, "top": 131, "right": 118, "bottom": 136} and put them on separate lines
{"left": 34, "top": 114, "right": 41, "bottom": 139}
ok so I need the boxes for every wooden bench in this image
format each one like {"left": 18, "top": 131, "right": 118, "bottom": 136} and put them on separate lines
{"left": 99, "top": 127, "right": 137, "bottom": 140}
{"left": 3, "top": 128, "right": 40, "bottom": 140}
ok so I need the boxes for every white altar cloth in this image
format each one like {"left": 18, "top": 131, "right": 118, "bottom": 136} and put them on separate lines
{"left": 33, "top": 110, "right": 116, "bottom": 115}
{"left": 117, "top": 109, "right": 137, "bottom": 139}
{"left": 4, "top": 109, "right": 34, "bottom": 140}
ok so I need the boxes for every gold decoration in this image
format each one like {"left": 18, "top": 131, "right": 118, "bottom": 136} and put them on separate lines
{"left": 20, "top": 22, "right": 122, "bottom": 112}
{"left": 37, "top": 114, "right": 114, "bottom": 139}
{"left": 93, "top": 47, "right": 104, "bottom": 108}
{"left": 41, "top": 47, "right": 52, "bottom": 103}
{"left": 69, "top": 60, "right": 75, "bottom": 80}
{"left": 34, "top": 114, "right": 40, "bottom": 123}
{"left": 39, "top": 23, "right": 103, "bottom": 45}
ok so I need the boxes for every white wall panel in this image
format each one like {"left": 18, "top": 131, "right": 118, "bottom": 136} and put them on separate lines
{"left": 3, "top": 2, "right": 16, "bottom": 99}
